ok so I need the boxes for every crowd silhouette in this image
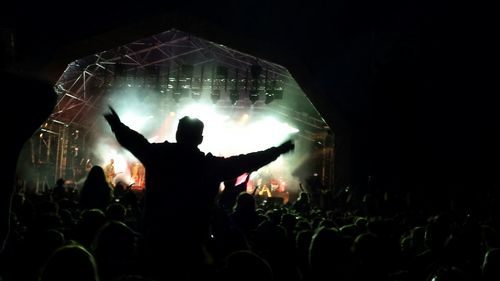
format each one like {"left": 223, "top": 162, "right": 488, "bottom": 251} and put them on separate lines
{"left": 1, "top": 83, "right": 500, "bottom": 281}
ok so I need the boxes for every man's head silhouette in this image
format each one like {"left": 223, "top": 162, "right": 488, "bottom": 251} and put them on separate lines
{"left": 176, "top": 116, "right": 204, "bottom": 146}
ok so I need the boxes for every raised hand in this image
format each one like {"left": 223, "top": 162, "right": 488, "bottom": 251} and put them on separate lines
{"left": 277, "top": 139, "right": 295, "bottom": 154}
{"left": 103, "top": 105, "right": 121, "bottom": 127}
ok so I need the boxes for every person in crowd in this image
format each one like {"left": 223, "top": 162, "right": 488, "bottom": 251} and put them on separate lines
{"left": 104, "top": 159, "right": 116, "bottom": 187}
{"left": 104, "top": 106, "right": 294, "bottom": 280}
{"left": 79, "top": 166, "right": 113, "bottom": 212}
{"left": 51, "top": 178, "right": 67, "bottom": 201}
{"left": 229, "top": 192, "right": 261, "bottom": 238}
{"left": 38, "top": 244, "right": 99, "bottom": 281}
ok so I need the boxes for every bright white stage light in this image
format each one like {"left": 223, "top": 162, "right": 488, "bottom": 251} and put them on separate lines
{"left": 120, "top": 112, "right": 153, "bottom": 131}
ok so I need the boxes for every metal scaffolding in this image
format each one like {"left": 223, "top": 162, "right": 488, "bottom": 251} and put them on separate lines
{"left": 32, "top": 28, "right": 334, "bottom": 188}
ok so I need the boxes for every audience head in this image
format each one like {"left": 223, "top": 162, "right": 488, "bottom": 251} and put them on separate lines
{"left": 38, "top": 244, "right": 99, "bottom": 281}
{"left": 482, "top": 248, "right": 500, "bottom": 281}
{"left": 92, "top": 220, "right": 137, "bottom": 260}
{"left": 105, "top": 203, "right": 127, "bottom": 221}
{"left": 85, "top": 166, "right": 108, "bottom": 184}
{"left": 55, "top": 178, "right": 65, "bottom": 187}
{"left": 176, "top": 116, "right": 204, "bottom": 146}
{"left": 234, "top": 192, "right": 256, "bottom": 213}
{"left": 426, "top": 266, "right": 467, "bottom": 281}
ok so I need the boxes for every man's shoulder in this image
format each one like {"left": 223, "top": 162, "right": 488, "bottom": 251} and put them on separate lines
{"left": 205, "top": 152, "right": 225, "bottom": 159}
{"left": 150, "top": 141, "right": 175, "bottom": 149}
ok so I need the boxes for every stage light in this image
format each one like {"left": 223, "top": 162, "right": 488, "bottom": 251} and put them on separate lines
{"left": 230, "top": 68, "right": 240, "bottom": 105}
{"left": 229, "top": 89, "right": 239, "bottom": 105}
{"left": 265, "top": 90, "right": 274, "bottom": 104}
{"left": 181, "top": 87, "right": 191, "bottom": 95}
{"left": 191, "top": 90, "right": 201, "bottom": 100}
{"left": 249, "top": 89, "right": 259, "bottom": 104}
{"left": 211, "top": 89, "right": 221, "bottom": 104}
{"left": 173, "top": 89, "right": 182, "bottom": 103}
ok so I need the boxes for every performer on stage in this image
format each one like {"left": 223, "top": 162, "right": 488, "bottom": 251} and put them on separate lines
{"left": 104, "top": 158, "right": 116, "bottom": 186}
{"left": 84, "top": 158, "right": 93, "bottom": 173}
{"left": 130, "top": 162, "right": 145, "bottom": 188}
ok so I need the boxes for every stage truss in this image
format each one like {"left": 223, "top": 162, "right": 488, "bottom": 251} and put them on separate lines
{"left": 25, "top": 29, "right": 334, "bottom": 191}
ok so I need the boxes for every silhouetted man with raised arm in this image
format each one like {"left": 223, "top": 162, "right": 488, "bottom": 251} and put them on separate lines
{"left": 104, "top": 106, "right": 294, "bottom": 280}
